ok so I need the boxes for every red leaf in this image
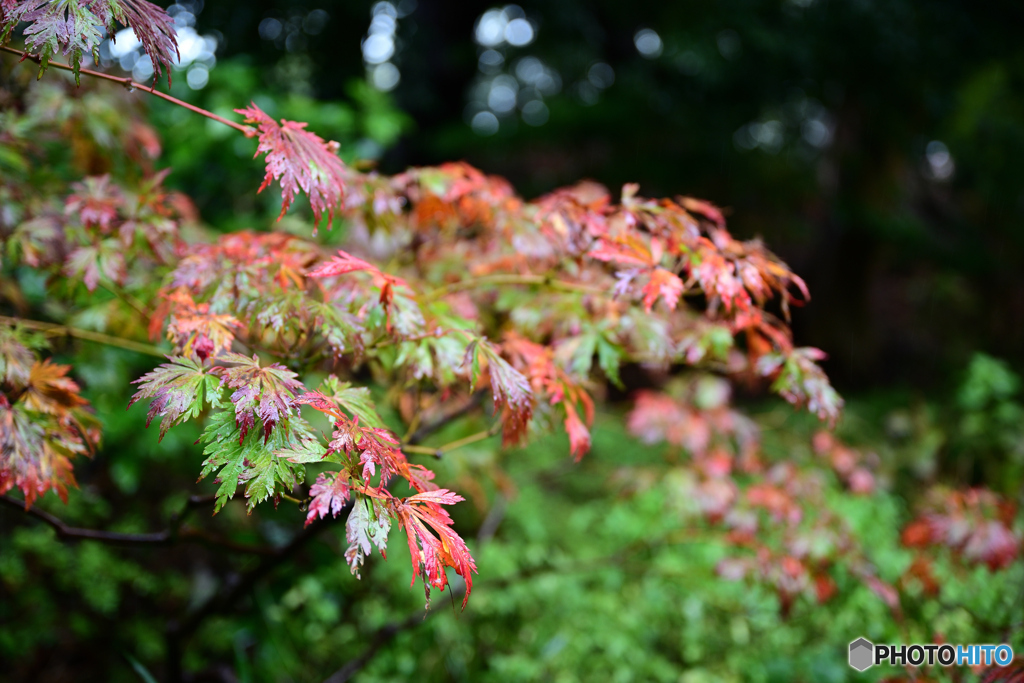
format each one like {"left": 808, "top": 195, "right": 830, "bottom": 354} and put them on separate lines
{"left": 395, "top": 489, "right": 477, "bottom": 609}
{"left": 236, "top": 103, "right": 347, "bottom": 230}
{"left": 111, "top": 0, "right": 180, "bottom": 85}
{"left": 161, "top": 289, "right": 241, "bottom": 360}
{"left": 589, "top": 234, "right": 655, "bottom": 268}
{"left": 641, "top": 267, "right": 684, "bottom": 312}
{"left": 679, "top": 196, "right": 727, "bottom": 228}
{"left": 464, "top": 340, "right": 534, "bottom": 447}
{"left": 305, "top": 471, "right": 351, "bottom": 526}
{"left": 64, "top": 239, "right": 126, "bottom": 292}
{"left": 307, "top": 250, "right": 381, "bottom": 279}
{"left": 564, "top": 402, "right": 591, "bottom": 462}
{"left": 65, "top": 175, "right": 121, "bottom": 231}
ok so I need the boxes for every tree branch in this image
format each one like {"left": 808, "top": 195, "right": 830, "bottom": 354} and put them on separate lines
{"left": 1, "top": 494, "right": 170, "bottom": 544}
{"left": 165, "top": 512, "right": 343, "bottom": 683}
{"left": 403, "top": 391, "right": 486, "bottom": 447}
{"left": 0, "top": 493, "right": 273, "bottom": 554}
{"left": 0, "top": 315, "right": 165, "bottom": 357}
{"left": 0, "top": 46, "right": 254, "bottom": 136}
{"left": 403, "top": 423, "right": 501, "bottom": 458}
{"left": 424, "top": 273, "right": 606, "bottom": 301}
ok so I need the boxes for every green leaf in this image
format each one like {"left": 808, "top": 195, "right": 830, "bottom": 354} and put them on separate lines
{"left": 199, "top": 410, "right": 313, "bottom": 512}
{"left": 319, "top": 375, "right": 385, "bottom": 428}
{"left": 596, "top": 335, "right": 624, "bottom": 388}
{"left": 569, "top": 332, "right": 599, "bottom": 379}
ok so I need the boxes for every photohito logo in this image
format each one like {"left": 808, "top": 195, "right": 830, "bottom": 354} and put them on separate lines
{"left": 849, "top": 638, "right": 1014, "bottom": 671}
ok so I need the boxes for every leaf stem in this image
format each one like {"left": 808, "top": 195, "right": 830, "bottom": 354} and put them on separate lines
{"left": 0, "top": 46, "right": 254, "bottom": 136}
{"left": 0, "top": 315, "right": 165, "bottom": 357}
{"left": 424, "top": 274, "right": 606, "bottom": 301}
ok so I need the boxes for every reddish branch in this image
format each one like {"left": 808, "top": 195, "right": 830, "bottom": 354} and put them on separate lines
{"left": 0, "top": 45, "right": 254, "bottom": 136}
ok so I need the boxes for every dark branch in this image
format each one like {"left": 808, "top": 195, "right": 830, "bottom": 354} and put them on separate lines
{"left": 1, "top": 494, "right": 169, "bottom": 544}
{"left": 165, "top": 510, "right": 345, "bottom": 683}
{"left": 405, "top": 391, "right": 485, "bottom": 446}
{"left": 0, "top": 494, "right": 272, "bottom": 554}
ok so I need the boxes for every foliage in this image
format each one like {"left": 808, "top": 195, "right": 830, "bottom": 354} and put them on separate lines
{"left": 1, "top": 0, "right": 178, "bottom": 84}
{"left": 0, "top": 2, "right": 1021, "bottom": 681}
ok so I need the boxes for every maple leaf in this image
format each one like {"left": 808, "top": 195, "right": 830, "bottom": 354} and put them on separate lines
{"left": 589, "top": 233, "right": 656, "bottom": 268}
{"left": 21, "top": 359, "right": 89, "bottom": 414}
{"left": 394, "top": 489, "right": 477, "bottom": 609}
{"left": 305, "top": 470, "right": 351, "bottom": 526}
{"left": 161, "top": 289, "right": 241, "bottom": 360}
{"left": 344, "top": 496, "right": 391, "bottom": 578}
{"left": 757, "top": 348, "right": 843, "bottom": 425}
{"left": 308, "top": 250, "right": 417, "bottom": 333}
{"left": 0, "top": 324, "right": 48, "bottom": 388}
{"left": 64, "top": 238, "right": 126, "bottom": 291}
{"left": 463, "top": 339, "right": 534, "bottom": 447}
{"left": 3, "top": 0, "right": 178, "bottom": 85}
{"left": 198, "top": 409, "right": 311, "bottom": 512}
{"left": 307, "top": 250, "right": 380, "bottom": 278}
{"left": 65, "top": 175, "right": 121, "bottom": 231}
{"left": 679, "top": 196, "right": 727, "bottom": 228}
{"left": 236, "top": 103, "right": 347, "bottom": 230}
{"left": 298, "top": 376, "right": 386, "bottom": 428}
{"left": 641, "top": 267, "right": 685, "bottom": 312}
{"left": 129, "top": 355, "right": 215, "bottom": 440}
{"left": 564, "top": 402, "right": 591, "bottom": 461}
{"left": 0, "top": 357, "right": 98, "bottom": 507}
{"left": 7, "top": 0, "right": 104, "bottom": 83}
{"left": 0, "top": 405, "right": 79, "bottom": 506}
{"left": 108, "top": 0, "right": 180, "bottom": 85}
{"left": 216, "top": 352, "right": 305, "bottom": 442}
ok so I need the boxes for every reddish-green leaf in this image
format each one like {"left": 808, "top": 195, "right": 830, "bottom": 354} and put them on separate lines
{"left": 217, "top": 352, "right": 304, "bottom": 442}
{"left": 129, "top": 355, "right": 212, "bottom": 440}
{"left": 305, "top": 471, "right": 351, "bottom": 526}
{"left": 236, "top": 103, "right": 347, "bottom": 230}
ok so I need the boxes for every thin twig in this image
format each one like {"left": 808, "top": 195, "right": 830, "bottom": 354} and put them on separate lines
{"left": 0, "top": 46, "right": 254, "bottom": 136}
{"left": 403, "top": 420, "right": 501, "bottom": 458}
{"left": 0, "top": 315, "right": 165, "bottom": 357}
{"left": 404, "top": 392, "right": 486, "bottom": 446}
{"left": 165, "top": 512, "right": 342, "bottom": 683}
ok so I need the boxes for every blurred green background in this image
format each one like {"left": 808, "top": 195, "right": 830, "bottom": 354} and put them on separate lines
{"left": 2, "top": 0, "right": 1024, "bottom": 681}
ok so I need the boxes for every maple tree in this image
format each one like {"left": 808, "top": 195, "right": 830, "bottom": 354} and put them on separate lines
{"left": 0, "top": 3, "right": 1021, "bottom": 681}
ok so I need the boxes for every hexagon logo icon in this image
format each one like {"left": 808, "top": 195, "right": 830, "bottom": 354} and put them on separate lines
{"left": 849, "top": 637, "right": 874, "bottom": 671}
